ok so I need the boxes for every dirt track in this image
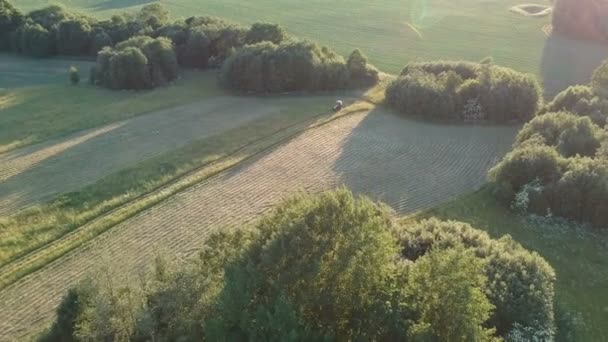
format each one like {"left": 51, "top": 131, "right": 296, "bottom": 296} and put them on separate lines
{"left": 0, "top": 97, "right": 284, "bottom": 216}
{"left": 0, "top": 109, "right": 518, "bottom": 340}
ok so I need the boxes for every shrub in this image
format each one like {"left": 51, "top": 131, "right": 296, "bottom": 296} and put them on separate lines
{"left": 540, "top": 85, "right": 608, "bottom": 125}
{"left": 68, "top": 66, "right": 79, "bottom": 85}
{"left": 387, "top": 61, "right": 541, "bottom": 122}
{"left": 552, "top": 158, "right": 608, "bottom": 227}
{"left": 395, "top": 219, "right": 556, "bottom": 335}
{"left": 245, "top": 22, "right": 287, "bottom": 45}
{"left": 0, "top": 0, "right": 23, "bottom": 50}
{"left": 220, "top": 40, "right": 350, "bottom": 92}
{"left": 89, "top": 28, "right": 112, "bottom": 54}
{"left": 515, "top": 112, "right": 605, "bottom": 157}
{"left": 592, "top": 59, "right": 608, "bottom": 96}
{"left": 347, "top": 48, "right": 380, "bottom": 87}
{"left": 94, "top": 36, "right": 178, "bottom": 90}
{"left": 56, "top": 18, "right": 92, "bottom": 55}
{"left": 489, "top": 143, "right": 566, "bottom": 196}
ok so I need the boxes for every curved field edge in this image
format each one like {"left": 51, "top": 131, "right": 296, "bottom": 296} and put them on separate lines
{"left": 0, "top": 103, "right": 372, "bottom": 290}
{"left": 411, "top": 187, "right": 608, "bottom": 341}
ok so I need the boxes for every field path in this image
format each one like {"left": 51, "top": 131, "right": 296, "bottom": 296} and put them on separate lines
{"left": 0, "top": 96, "right": 283, "bottom": 216}
{"left": 0, "top": 109, "right": 518, "bottom": 340}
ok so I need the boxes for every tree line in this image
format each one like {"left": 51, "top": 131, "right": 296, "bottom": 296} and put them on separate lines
{"left": 40, "top": 189, "right": 556, "bottom": 342}
{"left": 0, "top": 1, "right": 378, "bottom": 91}
{"left": 489, "top": 61, "right": 608, "bottom": 230}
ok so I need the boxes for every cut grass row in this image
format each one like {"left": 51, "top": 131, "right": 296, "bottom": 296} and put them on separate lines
{"left": 0, "top": 95, "right": 373, "bottom": 289}
{"left": 0, "top": 68, "right": 222, "bottom": 153}
{"left": 414, "top": 187, "right": 608, "bottom": 341}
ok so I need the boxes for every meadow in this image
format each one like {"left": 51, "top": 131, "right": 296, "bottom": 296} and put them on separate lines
{"left": 1, "top": 0, "right": 607, "bottom": 340}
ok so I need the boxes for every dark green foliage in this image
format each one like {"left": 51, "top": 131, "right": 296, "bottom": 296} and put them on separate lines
{"left": 56, "top": 18, "right": 92, "bottom": 55}
{"left": 516, "top": 112, "right": 606, "bottom": 157}
{"left": 68, "top": 66, "right": 79, "bottom": 85}
{"left": 387, "top": 61, "right": 541, "bottom": 122}
{"left": 13, "top": 21, "right": 53, "bottom": 57}
{"left": 179, "top": 26, "right": 211, "bottom": 68}
{"left": 491, "top": 113, "right": 608, "bottom": 228}
{"left": 592, "top": 60, "right": 608, "bottom": 96}
{"left": 94, "top": 36, "right": 178, "bottom": 90}
{"left": 0, "top": 0, "right": 23, "bottom": 50}
{"left": 27, "top": 5, "right": 74, "bottom": 31}
{"left": 395, "top": 219, "right": 556, "bottom": 335}
{"left": 89, "top": 28, "right": 112, "bottom": 54}
{"left": 220, "top": 40, "right": 350, "bottom": 92}
{"left": 552, "top": 158, "right": 608, "bottom": 227}
{"left": 45, "top": 189, "right": 555, "bottom": 341}
{"left": 137, "top": 3, "right": 170, "bottom": 29}
{"left": 245, "top": 22, "right": 288, "bottom": 45}
{"left": 406, "top": 246, "right": 498, "bottom": 342}
{"left": 347, "top": 49, "right": 380, "bottom": 87}
{"left": 39, "top": 283, "right": 95, "bottom": 342}
{"left": 489, "top": 143, "right": 566, "bottom": 195}
{"left": 540, "top": 85, "right": 608, "bottom": 126}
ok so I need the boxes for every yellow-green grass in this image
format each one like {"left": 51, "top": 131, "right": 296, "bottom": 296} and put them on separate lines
{"left": 0, "top": 92, "right": 371, "bottom": 289}
{"left": 414, "top": 187, "right": 608, "bottom": 341}
{"left": 0, "top": 64, "right": 222, "bottom": 153}
{"left": 16, "top": 0, "right": 552, "bottom": 77}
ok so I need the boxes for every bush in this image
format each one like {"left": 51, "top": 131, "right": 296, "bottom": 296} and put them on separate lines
{"left": 516, "top": 112, "right": 606, "bottom": 157}
{"left": 178, "top": 25, "right": 210, "bottom": 68}
{"left": 489, "top": 143, "right": 566, "bottom": 196}
{"left": 94, "top": 36, "right": 178, "bottom": 90}
{"left": 592, "top": 59, "right": 608, "bottom": 96}
{"left": 387, "top": 61, "right": 541, "bottom": 122}
{"left": 552, "top": 158, "right": 608, "bottom": 227}
{"left": 245, "top": 22, "right": 287, "bottom": 45}
{"left": 347, "top": 49, "right": 380, "bottom": 87}
{"left": 395, "top": 219, "right": 556, "bottom": 335}
{"left": 220, "top": 40, "right": 350, "bottom": 92}
{"left": 541, "top": 84, "right": 608, "bottom": 125}
{"left": 68, "top": 66, "right": 79, "bottom": 85}
{"left": 0, "top": 0, "right": 23, "bottom": 50}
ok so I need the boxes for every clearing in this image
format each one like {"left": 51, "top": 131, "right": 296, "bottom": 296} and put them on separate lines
{"left": 0, "top": 108, "right": 517, "bottom": 340}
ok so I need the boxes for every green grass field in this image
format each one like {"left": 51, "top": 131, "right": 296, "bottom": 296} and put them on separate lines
{"left": 17, "top": 0, "right": 608, "bottom": 96}
{"left": 0, "top": 60, "right": 223, "bottom": 152}
{"left": 419, "top": 188, "right": 608, "bottom": 341}
{"left": 16, "top": 0, "right": 551, "bottom": 76}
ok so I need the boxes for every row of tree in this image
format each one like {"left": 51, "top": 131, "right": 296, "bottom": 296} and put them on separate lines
{"left": 40, "top": 188, "right": 556, "bottom": 341}
{"left": 1, "top": 1, "right": 380, "bottom": 91}
{"left": 490, "top": 62, "right": 608, "bottom": 229}
{"left": 385, "top": 60, "right": 542, "bottom": 123}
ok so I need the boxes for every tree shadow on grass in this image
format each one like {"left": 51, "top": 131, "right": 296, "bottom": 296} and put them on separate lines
{"left": 332, "top": 108, "right": 520, "bottom": 215}
{"left": 541, "top": 34, "right": 608, "bottom": 97}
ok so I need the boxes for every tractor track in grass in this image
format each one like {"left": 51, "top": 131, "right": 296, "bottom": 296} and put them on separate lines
{"left": 0, "top": 107, "right": 518, "bottom": 340}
